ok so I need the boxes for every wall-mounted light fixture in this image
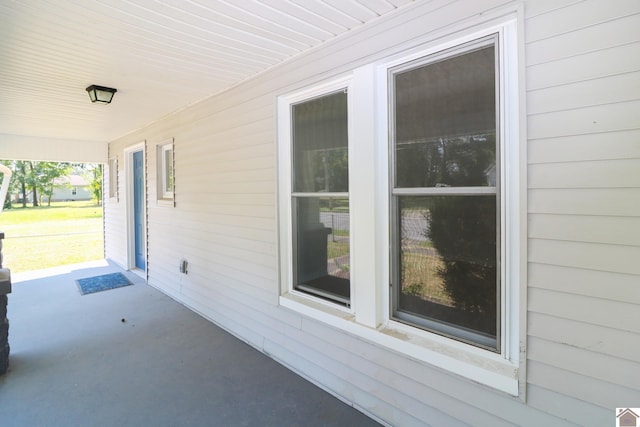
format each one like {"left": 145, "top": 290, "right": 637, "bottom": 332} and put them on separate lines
{"left": 85, "top": 85, "right": 117, "bottom": 104}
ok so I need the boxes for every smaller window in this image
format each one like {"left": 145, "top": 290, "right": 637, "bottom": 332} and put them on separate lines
{"left": 291, "top": 90, "right": 351, "bottom": 307}
{"left": 157, "top": 139, "right": 174, "bottom": 204}
{"left": 108, "top": 158, "right": 118, "bottom": 200}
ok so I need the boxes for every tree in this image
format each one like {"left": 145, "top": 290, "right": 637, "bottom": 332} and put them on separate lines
{"left": 27, "top": 161, "right": 39, "bottom": 207}
{"left": 87, "top": 164, "right": 102, "bottom": 205}
{"left": 0, "top": 160, "right": 17, "bottom": 210}
{"left": 38, "top": 162, "right": 72, "bottom": 206}
{"left": 8, "top": 161, "right": 72, "bottom": 207}
{"left": 416, "top": 134, "right": 498, "bottom": 335}
{"left": 76, "top": 163, "right": 103, "bottom": 206}
{"left": 0, "top": 160, "right": 78, "bottom": 208}
{"left": 14, "top": 161, "right": 29, "bottom": 207}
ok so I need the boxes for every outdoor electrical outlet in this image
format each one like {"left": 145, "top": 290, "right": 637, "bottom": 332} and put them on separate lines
{"left": 179, "top": 259, "right": 188, "bottom": 274}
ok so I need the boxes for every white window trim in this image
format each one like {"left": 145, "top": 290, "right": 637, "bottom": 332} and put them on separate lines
{"left": 156, "top": 138, "right": 174, "bottom": 206}
{"left": 278, "top": 76, "right": 356, "bottom": 314}
{"left": 278, "top": 16, "right": 523, "bottom": 396}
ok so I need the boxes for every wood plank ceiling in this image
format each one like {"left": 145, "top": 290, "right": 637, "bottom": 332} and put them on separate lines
{"left": 0, "top": 0, "right": 414, "bottom": 144}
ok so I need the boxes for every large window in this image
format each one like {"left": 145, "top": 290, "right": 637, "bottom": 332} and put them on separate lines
{"left": 390, "top": 37, "right": 500, "bottom": 350}
{"left": 291, "top": 90, "right": 351, "bottom": 306}
{"left": 278, "top": 18, "right": 521, "bottom": 394}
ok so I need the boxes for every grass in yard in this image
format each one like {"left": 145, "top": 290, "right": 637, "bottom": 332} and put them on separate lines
{"left": 0, "top": 201, "right": 103, "bottom": 273}
{"left": 401, "top": 249, "right": 454, "bottom": 307}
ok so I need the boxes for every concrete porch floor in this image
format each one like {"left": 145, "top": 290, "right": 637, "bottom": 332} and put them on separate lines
{"left": 0, "top": 261, "right": 380, "bottom": 427}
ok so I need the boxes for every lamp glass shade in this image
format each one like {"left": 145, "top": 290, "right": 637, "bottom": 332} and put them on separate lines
{"left": 86, "top": 85, "right": 117, "bottom": 103}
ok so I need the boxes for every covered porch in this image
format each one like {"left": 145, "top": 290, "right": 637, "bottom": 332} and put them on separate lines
{"left": 0, "top": 260, "right": 379, "bottom": 427}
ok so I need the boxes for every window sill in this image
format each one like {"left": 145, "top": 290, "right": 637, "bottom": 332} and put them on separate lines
{"left": 279, "top": 293, "right": 519, "bottom": 396}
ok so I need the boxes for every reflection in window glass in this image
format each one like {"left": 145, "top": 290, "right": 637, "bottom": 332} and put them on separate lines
{"left": 391, "top": 38, "right": 500, "bottom": 350}
{"left": 157, "top": 142, "right": 174, "bottom": 201}
{"left": 295, "top": 197, "right": 350, "bottom": 305}
{"left": 395, "top": 134, "right": 496, "bottom": 188}
{"left": 394, "top": 45, "right": 496, "bottom": 189}
{"left": 164, "top": 148, "right": 173, "bottom": 194}
{"left": 291, "top": 89, "right": 350, "bottom": 306}
{"left": 396, "top": 196, "right": 497, "bottom": 346}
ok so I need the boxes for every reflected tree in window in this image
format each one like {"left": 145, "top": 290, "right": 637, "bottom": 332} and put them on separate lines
{"left": 392, "top": 41, "right": 500, "bottom": 347}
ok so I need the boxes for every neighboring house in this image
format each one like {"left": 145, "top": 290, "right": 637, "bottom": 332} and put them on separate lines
{"left": 10, "top": 193, "right": 32, "bottom": 204}
{"left": 10, "top": 175, "right": 91, "bottom": 203}
{"left": 51, "top": 175, "right": 92, "bottom": 202}
{"left": 2, "top": 1, "right": 639, "bottom": 426}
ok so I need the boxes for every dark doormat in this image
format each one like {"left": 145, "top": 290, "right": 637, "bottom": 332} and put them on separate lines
{"left": 76, "top": 273, "right": 133, "bottom": 295}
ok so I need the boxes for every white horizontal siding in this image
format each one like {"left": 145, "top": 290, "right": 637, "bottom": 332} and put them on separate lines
{"left": 523, "top": 0, "right": 638, "bottom": 423}
{"left": 529, "top": 310, "right": 640, "bottom": 363}
{"left": 528, "top": 99, "right": 640, "bottom": 140}
{"left": 101, "top": 0, "right": 640, "bottom": 426}
{"left": 264, "top": 343, "right": 434, "bottom": 427}
{"left": 529, "top": 159, "right": 640, "bottom": 189}
{"left": 526, "top": 12, "right": 640, "bottom": 66}
{"left": 526, "top": 40, "right": 640, "bottom": 91}
{"left": 529, "top": 188, "right": 640, "bottom": 216}
{"left": 527, "top": 384, "right": 610, "bottom": 427}
{"left": 527, "top": 71, "right": 640, "bottom": 116}
{"left": 529, "top": 215, "right": 640, "bottom": 247}
{"left": 524, "top": 0, "right": 640, "bottom": 43}
{"left": 525, "top": 6, "right": 640, "bottom": 401}
{"left": 529, "top": 263, "right": 640, "bottom": 305}
{"left": 265, "top": 324, "right": 487, "bottom": 427}
{"left": 183, "top": 279, "right": 536, "bottom": 427}
{"left": 103, "top": 149, "right": 128, "bottom": 269}
{"left": 529, "top": 336, "right": 638, "bottom": 391}
{"left": 529, "top": 287, "right": 640, "bottom": 335}
{"left": 161, "top": 214, "right": 275, "bottom": 244}
{"left": 527, "top": 360, "right": 640, "bottom": 409}
{"left": 529, "top": 239, "right": 640, "bottom": 276}
{"left": 297, "top": 318, "right": 562, "bottom": 427}
{"left": 528, "top": 129, "right": 640, "bottom": 163}
{"left": 521, "top": 0, "right": 583, "bottom": 19}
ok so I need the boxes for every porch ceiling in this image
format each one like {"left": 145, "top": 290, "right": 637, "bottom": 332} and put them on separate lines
{"left": 0, "top": 0, "right": 413, "bottom": 145}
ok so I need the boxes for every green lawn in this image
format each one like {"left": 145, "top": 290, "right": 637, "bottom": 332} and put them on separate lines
{"left": 0, "top": 201, "right": 103, "bottom": 273}
{"left": 401, "top": 249, "right": 453, "bottom": 307}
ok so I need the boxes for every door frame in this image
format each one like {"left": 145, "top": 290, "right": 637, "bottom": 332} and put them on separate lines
{"left": 124, "top": 141, "right": 146, "bottom": 276}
